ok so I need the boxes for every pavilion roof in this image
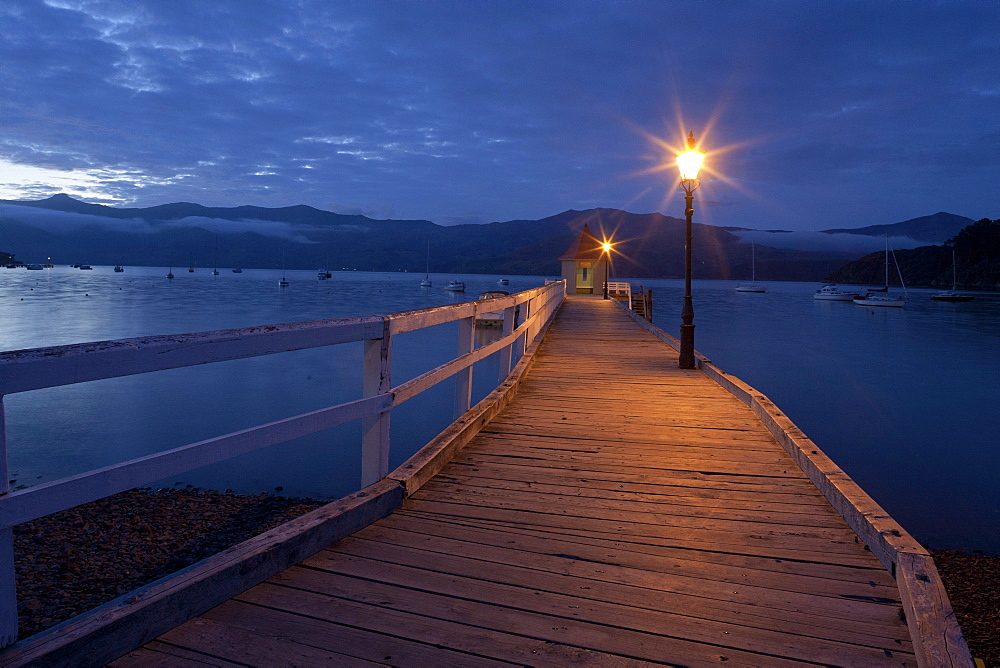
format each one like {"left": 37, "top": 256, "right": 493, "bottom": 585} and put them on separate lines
{"left": 559, "top": 224, "right": 605, "bottom": 260}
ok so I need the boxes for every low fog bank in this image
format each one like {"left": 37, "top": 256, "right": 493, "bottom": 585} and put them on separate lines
{"left": 732, "top": 229, "right": 927, "bottom": 256}
{"left": 0, "top": 205, "right": 323, "bottom": 244}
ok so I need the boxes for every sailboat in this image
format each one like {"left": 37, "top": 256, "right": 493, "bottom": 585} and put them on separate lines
{"left": 278, "top": 255, "right": 289, "bottom": 287}
{"left": 420, "top": 242, "right": 432, "bottom": 287}
{"left": 931, "top": 250, "right": 973, "bottom": 302}
{"left": 735, "top": 240, "right": 766, "bottom": 292}
{"left": 212, "top": 236, "right": 220, "bottom": 275}
{"left": 853, "top": 235, "right": 906, "bottom": 308}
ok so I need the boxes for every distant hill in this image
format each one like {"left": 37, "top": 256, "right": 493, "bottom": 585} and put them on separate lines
{"left": 0, "top": 194, "right": 980, "bottom": 281}
{"left": 825, "top": 218, "right": 1000, "bottom": 289}
{"left": 821, "top": 212, "right": 974, "bottom": 243}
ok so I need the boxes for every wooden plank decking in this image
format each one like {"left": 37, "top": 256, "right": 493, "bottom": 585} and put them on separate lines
{"left": 113, "top": 296, "right": 917, "bottom": 666}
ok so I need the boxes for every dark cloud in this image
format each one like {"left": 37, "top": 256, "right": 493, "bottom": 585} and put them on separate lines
{"left": 0, "top": 0, "right": 996, "bottom": 229}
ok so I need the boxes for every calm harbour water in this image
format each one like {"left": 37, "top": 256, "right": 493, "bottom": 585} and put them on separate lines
{"left": 3, "top": 266, "right": 998, "bottom": 552}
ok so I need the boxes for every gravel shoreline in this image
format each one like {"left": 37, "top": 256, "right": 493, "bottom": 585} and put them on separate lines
{"left": 11, "top": 489, "right": 999, "bottom": 665}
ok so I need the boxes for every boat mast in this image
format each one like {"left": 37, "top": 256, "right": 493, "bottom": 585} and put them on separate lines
{"left": 884, "top": 234, "right": 889, "bottom": 288}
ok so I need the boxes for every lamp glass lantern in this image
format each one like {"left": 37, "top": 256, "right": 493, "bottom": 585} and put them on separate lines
{"left": 676, "top": 133, "right": 706, "bottom": 184}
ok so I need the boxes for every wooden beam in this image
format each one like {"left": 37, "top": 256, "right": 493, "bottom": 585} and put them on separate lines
{"left": 0, "top": 393, "right": 392, "bottom": 530}
{"left": 0, "top": 316, "right": 386, "bottom": 396}
{"left": 361, "top": 320, "right": 393, "bottom": 487}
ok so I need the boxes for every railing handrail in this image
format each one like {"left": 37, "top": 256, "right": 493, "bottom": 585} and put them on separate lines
{"left": 0, "top": 291, "right": 537, "bottom": 396}
{"left": 0, "top": 280, "right": 566, "bottom": 648}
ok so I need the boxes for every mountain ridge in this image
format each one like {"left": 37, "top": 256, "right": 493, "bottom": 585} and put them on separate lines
{"left": 0, "top": 195, "right": 978, "bottom": 281}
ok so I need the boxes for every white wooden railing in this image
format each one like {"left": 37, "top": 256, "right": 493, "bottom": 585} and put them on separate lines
{"left": 605, "top": 281, "right": 631, "bottom": 305}
{"left": 0, "top": 280, "right": 565, "bottom": 647}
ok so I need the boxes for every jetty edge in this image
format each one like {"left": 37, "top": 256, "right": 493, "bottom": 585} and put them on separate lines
{"left": 610, "top": 295, "right": 971, "bottom": 667}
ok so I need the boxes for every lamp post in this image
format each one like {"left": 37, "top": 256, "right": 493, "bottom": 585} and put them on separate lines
{"left": 601, "top": 241, "right": 612, "bottom": 298}
{"left": 676, "top": 131, "right": 705, "bottom": 369}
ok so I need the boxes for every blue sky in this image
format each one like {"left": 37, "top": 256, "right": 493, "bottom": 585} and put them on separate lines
{"left": 1, "top": 0, "right": 997, "bottom": 230}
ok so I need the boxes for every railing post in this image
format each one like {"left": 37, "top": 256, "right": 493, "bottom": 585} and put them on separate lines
{"left": 518, "top": 297, "right": 531, "bottom": 357}
{"left": 361, "top": 319, "right": 392, "bottom": 487}
{"left": 454, "top": 314, "right": 475, "bottom": 418}
{"left": 0, "top": 396, "right": 16, "bottom": 648}
{"left": 498, "top": 305, "right": 515, "bottom": 382}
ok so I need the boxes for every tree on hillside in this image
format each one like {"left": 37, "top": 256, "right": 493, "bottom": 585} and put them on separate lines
{"left": 825, "top": 218, "right": 1000, "bottom": 289}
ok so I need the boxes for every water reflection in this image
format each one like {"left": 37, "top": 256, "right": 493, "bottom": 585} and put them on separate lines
{"left": 648, "top": 279, "right": 1000, "bottom": 552}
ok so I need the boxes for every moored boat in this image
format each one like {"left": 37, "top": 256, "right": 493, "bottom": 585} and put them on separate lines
{"left": 444, "top": 280, "right": 466, "bottom": 292}
{"left": 853, "top": 236, "right": 907, "bottom": 308}
{"left": 813, "top": 284, "right": 858, "bottom": 301}
{"left": 931, "top": 250, "right": 973, "bottom": 302}
{"left": 475, "top": 290, "right": 511, "bottom": 326}
{"left": 114, "top": 265, "right": 124, "bottom": 272}
{"left": 735, "top": 240, "right": 766, "bottom": 293}
{"left": 852, "top": 287, "right": 905, "bottom": 308}
{"left": 930, "top": 290, "right": 973, "bottom": 302}
{"left": 420, "top": 242, "right": 432, "bottom": 287}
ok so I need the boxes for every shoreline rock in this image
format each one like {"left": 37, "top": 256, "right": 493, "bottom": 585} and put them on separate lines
{"left": 14, "top": 487, "right": 324, "bottom": 641}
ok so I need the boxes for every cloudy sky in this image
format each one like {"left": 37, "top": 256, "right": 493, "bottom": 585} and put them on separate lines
{"left": 1, "top": 0, "right": 997, "bottom": 230}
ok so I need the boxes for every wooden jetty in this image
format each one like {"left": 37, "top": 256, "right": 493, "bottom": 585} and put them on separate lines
{"left": 2, "top": 290, "right": 970, "bottom": 666}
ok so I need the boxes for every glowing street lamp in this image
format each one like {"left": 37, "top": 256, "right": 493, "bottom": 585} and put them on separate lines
{"left": 676, "top": 131, "right": 705, "bottom": 369}
{"left": 601, "top": 240, "right": 613, "bottom": 298}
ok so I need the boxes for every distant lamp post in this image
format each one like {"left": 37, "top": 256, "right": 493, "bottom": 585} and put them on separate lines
{"left": 601, "top": 241, "right": 612, "bottom": 298}
{"left": 676, "top": 131, "right": 705, "bottom": 369}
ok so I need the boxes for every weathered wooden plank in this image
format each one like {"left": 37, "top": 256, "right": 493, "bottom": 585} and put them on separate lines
{"left": 470, "top": 432, "right": 805, "bottom": 460}
{"left": 271, "top": 564, "right": 814, "bottom": 667}
{"left": 109, "top": 641, "right": 245, "bottom": 667}
{"left": 419, "top": 476, "right": 845, "bottom": 520}
{"left": 198, "top": 601, "right": 510, "bottom": 667}
{"left": 299, "top": 551, "right": 910, "bottom": 666}
{"left": 412, "top": 482, "right": 851, "bottom": 529}
{"left": 156, "top": 615, "right": 387, "bottom": 667}
{"left": 342, "top": 525, "right": 906, "bottom": 629}
{"left": 400, "top": 509, "right": 884, "bottom": 569}
{"left": 452, "top": 450, "right": 810, "bottom": 480}
{"left": 373, "top": 510, "right": 889, "bottom": 588}
{"left": 435, "top": 461, "right": 834, "bottom": 505}
{"left": 236, "top": 582, "right": 658, "bottom": 667}
{"left": 444, "top": 456, "right": 823, "bottom": 494}
{"left": 404, "top": 498, "right": 870, "bottom": 555}
{"left": 481, "top": 422, "right": 779, "bottom": 446}
{"left": 0, "top": 316, "right": 387, "bottom": 395}
{"left": 895, "top": 551, "right": 973, "bottom": 668}
{"left": 406, "top": 492, "right": 862, "bottom": 543}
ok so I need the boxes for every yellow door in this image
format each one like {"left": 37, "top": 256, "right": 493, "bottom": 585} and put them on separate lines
{"left": 576, "top": 264, "right": 593, "bottom": 293}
